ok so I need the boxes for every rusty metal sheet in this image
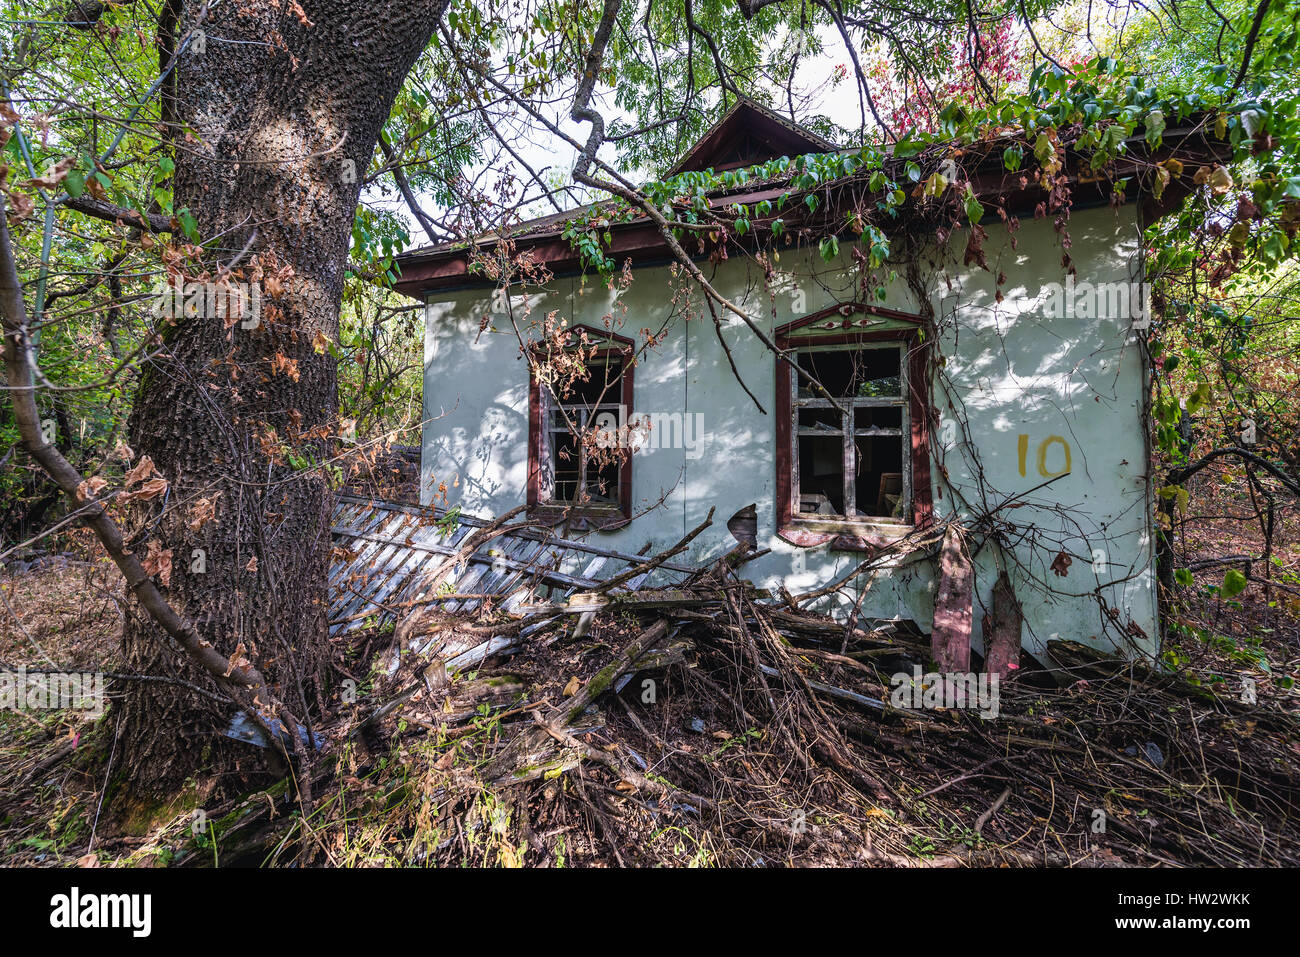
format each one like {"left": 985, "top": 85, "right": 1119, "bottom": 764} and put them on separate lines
{"left": 328, "top": 496, "right": 698, "bottom": 635}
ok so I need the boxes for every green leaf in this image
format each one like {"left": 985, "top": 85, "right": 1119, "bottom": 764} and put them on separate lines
{"left": 1221, "top": 569, "right": 1248, "bottom": 599}
{"left": 1033, "top": 132, "right": 1055, "bottom": 165}
{"left": 892, "top": 138, "right": 923, "bottom": 159}
{"left": 1184, "top": 381, "right": 1212, "bottom": 413}
{"left": 1144, "top": 109, "right": 1165, "bottom": 146}
{"left": 1174, "top": 568, "right": 1194, "bottom": 587}
{"left": 177, "top": 207, "right": 199, "bottom": 242}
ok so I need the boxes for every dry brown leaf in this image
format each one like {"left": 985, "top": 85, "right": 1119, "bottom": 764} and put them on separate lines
{"left": 186, "top": 493, "right": 221, "bottom": 532}
{"left": 28, "top": 157, "right": 74, "bottom": 190}
{"left": 225, "top": 641, "right": 253, "bottom": 677}
{"left": 120, "top": 476, "right": 168, "bottom": 503}
{"left": 271, "top": 352, "right": 300, "bottom": 381}
{"left": 141, "top": 540, "right": 173, "bottom": 588}
{"left": 562, "top": 675, "right": 581, "bottom": 696}
{"left": 76, "top": 475, "right": 108, "bottom": 501}
{"left": 123, "top": 454, "right": 159, "bottom": 488}
{"left": 245, "top": 556, "right": 258, "bottom": 573}
{"left": 6, "top": 190, "right": 35, "bottom": 221}
{"left": 1208, "top": 166, "right": 1233, "bottom": 195}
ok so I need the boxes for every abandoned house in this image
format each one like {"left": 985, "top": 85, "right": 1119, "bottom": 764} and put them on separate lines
{"left": 391, "top": 99, "right": 1221, "bottom": 664}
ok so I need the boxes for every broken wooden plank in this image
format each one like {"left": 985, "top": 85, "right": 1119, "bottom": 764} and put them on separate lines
{"left": 931, "top": 523, "right": 973, "bottom": 673}
{"left": 984, "top": 570, "right": 1022, "bottom": 677}
{"left": 755, "top": 663, "right": 892, "bottom": 714}
{"left": 513, "top": 585, "right": 776, "bottom": 616}
{"left": 562, "top": 620, "right": 670, "bottom": 724}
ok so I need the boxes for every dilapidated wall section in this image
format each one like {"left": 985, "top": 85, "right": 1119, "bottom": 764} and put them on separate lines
{"left": 421, "top": 205, "right": 1158, "bottom": 661}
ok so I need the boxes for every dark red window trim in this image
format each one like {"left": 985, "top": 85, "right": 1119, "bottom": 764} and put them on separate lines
{"left": 774, "top": 302, "right": 934, "bottom": 550}
{"left": 526, "top": 324, "right": 635, "bottom": 530}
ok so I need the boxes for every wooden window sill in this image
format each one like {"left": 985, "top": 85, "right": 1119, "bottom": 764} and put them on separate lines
{"left": 528, "top": 505, "right": 630, "bottom": 532}
{"left": 778, "top": 519, "right": 914, "bottom": 551}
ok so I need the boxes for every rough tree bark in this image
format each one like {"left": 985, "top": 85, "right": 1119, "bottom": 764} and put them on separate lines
{"left": 118, "top": 0, "right": 449, "bottom": 803}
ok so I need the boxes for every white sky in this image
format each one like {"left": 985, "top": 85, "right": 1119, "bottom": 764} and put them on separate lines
{"left": 375, "top": 24, "right": 862, "bottom": 241}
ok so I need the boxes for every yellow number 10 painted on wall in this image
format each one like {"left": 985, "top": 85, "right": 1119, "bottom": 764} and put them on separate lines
{"left": 1018, "top": 434, "right": 1072, "bottom": 478}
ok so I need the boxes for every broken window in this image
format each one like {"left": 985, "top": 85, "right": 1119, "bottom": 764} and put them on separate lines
{"left": 790, "top": 342, "right": 909, "bottom": 522}
{"left": 528, "top": 329, "right": 634, "bottom": 525}
{"left": 546, "top": 354, "right": 624, "bottom": 506}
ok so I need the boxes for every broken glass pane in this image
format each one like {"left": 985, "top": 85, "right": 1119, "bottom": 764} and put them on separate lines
{"left": 798, "top": 408, "right": 843, "bottom": 433}
{"left": 854, "top": 406, "right": 903, "bottom": 434}
{"left": 798, "top": 435, "right": 844, "bottom": 515}
{"left": 796, "top": 346, "right": 901, "bottom": 398}
{"left": 854, "top": 435, "right": 905, "bottom": 517}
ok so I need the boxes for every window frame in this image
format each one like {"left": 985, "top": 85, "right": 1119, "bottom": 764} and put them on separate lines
{"left": 775, "top": 303, "right": 934, "bottom": 550}
{"left": 527, "top": 325, "right": 635, "bottom": 529}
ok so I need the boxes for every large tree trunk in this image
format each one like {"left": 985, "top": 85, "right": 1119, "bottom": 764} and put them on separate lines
{"left": 117, "top": 0, "right": 447, "bottom": 804}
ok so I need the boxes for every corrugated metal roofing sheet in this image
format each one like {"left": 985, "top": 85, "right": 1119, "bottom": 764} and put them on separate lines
{"left": 328, "top": 494, "right": 698, "bottom": 636}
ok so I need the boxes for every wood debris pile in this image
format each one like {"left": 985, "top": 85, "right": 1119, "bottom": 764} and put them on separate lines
{"left": 248, "top": 508, "right": 1300, "bottom": 867}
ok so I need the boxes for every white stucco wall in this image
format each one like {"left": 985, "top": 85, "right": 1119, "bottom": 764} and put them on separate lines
{"left": 419, "top": 206, "right": 1159, "bottom": 661}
